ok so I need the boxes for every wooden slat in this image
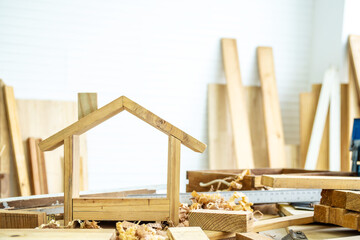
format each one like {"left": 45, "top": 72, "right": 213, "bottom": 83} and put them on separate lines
{"left": 73, "top": 198, "right": 169, "bottom": 206}
{"left": 63, "top": 135, "right": 80, "bottom": 224}
{"left": 168, "top": 135, "right": 181, "bottom": 225}
{"left": 221, "top": 38, "right": 254, "bottom": 168}
{"left": 35, "top": 138, "right": 48, "bottom": 194}
{"left": 236, "top": 232, "right": 273, "bottom": 240}
{"left": 3, "top": 85, "right": 31, "bottom": 196}
{"left": 0, "top": 229, "right": 116, "bottom": 239}
{"left": 340, "top": 84, "right": 350, "bottom": 171}
{"left": 27, "top": 138, "right": 41, "bottom": 195}
{"left": 262, "top": 175, "right": 360, "bottom": 189}
{"left": 252, "top": 212, "right": 314, "bottom": 232}
{"left": 0, "top": 209, "right": 46, "bottom": 228}
{"left": 74, "top": 211, "right": 169, "bottom": 221}
{"left": 257, "top": 47, "right": 286, "bottom": 168}
{"left": 188, "top": 209, "right": 253, "bottom": 233}
{"left": 168, "top": 227, "right": 209, "bottom": 240}
{"left": 78, "top": 93, "right": 98, "bottom": 119}
{"left": 0, "top": 80, "right": 11, "bottom": 198}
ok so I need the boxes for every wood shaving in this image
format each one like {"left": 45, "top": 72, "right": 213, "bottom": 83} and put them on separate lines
{"left": 38, "top": 219, "right": 100, "bottom": 229}
{"left": 116, "top": 221, "right": 168, "bottom": 240}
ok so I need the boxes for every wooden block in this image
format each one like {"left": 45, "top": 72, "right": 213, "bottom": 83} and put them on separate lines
{"left": 343, "top": 212, "right": 360, "bottom": 230}
{"left": 252, "top": 212, "right": 314, "bottom": 232}
{"left": 0, "top": 209, "right": 46, "bottom": 228}
{"left": 261, "top": 175, "right": 360, "bottom": 189}
{"left": 3, "top": 85, "right": 31, "bottom": 196}
{"left": 257, "top": 47, "right": 286, "bottom": 168}
{"left": 188, "top": 209, "right": 253, "bottom": 233}
{"left": 331, "top": 190, "right": 348, "bottom": 208}
{"left": 314, "top": 204, "right": 330, "bottom": 223}
{"left": 167, "top": 227, "right": 209, "bottom": 240}
{"left": 0, "top": 80, "right": 11, "bottom": 198}
{"left": 345, "top": 191, "right": 360, "bottom": 212}
{"left": 78, "top": 93, "right": 98, "bottom": 119}
{"left": 320, "top": 189, "right": 334, "bottom": 206}
{"left": 329, "top": 207, "right": 348, "bottom": 226}
{"left": 221, "top": 38, "right": 254, "bottom": 168}
{"left": 236, "top": 232, "right": 273, "bottom": 240}
{"left": 0, "top": 229, "right": 116, "bottom": 239}
{"left": 203, "top": 230, "right": 235, "bottom": 240}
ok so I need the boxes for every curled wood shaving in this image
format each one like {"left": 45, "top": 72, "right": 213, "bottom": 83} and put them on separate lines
{"left": 116, "top": 221, "right": 168, "bottom": 240}
{"left": 38, "top": 219, "right": 100, "bottom": 229}
{"left": 198, "top": 169, "right": 251, "bottom": 191}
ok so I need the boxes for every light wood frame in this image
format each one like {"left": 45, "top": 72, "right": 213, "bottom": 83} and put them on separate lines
{"left": 39, "top": 96, "right": 206, "bottom": 225}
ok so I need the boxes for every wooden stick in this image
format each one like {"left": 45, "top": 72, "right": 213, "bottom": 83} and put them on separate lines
{"left": 168, "top": 135, "right": 181, "bottom": 225}
{"left": 257, "top": 47, "right": 286, "bottom": 168}
{"left": 221, "top": 38, "right": 254, "bottom": 168}
{"left": 27, "top": 138, "right": 41, "bottom": 195}
{"left": 3, "top": 85, "right": 31, "bottom": 196}
{"left": 35, "top": 138, "right": 48, "bottom": 194}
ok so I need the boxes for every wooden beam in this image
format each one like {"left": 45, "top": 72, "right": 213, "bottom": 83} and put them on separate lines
{"left": 188, "top": 209, "right": 253, "bottom": 233}
{"left": 3, "top": 85, "right": 31, "bottom": 196}
{"left": 0, "top": 80, "right": 11, "bottom": 198}
{"left": 236, "top": 232, "right": 273, "bottom": 240}
{"left": 0, "top": 209, "right": 46, "bottom": 228}
{"left": 27, "top": 138, "right": 41, "bottom": 195}
{"left": 78, "top": 93, "right": 98, "bottom": 119}
{"left": 221, "top": 38, "right": 254, "bottom": 168}
{"left": 340, "top": 84, "right": 350, "bottom": 171}
{"left": 168, "top": 135, "right": 181, "bottom": 225}
{"left": 252, "top": 212, "right": 314, "bottom": 232}
{"left": 35, "top": 138, "right": 48, "bottom": 194}
{"left": 257, "top": 47, "right": 286, "bottom": 168}
{"left": 314, "top": 204, "right": 330, "bottom": 223}
{"left": 63, "top": 135, "right": 80, "bottom": 224}
{"left": 168, "top": 227, "right": 209, "bottom": 240}
{"left": 262, "top": 175, "right": 360, "bottom": 189}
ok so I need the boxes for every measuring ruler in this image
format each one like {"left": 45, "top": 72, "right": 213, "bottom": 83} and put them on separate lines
{"left": 128, "top": 189, "right": 321, "bottom": 205}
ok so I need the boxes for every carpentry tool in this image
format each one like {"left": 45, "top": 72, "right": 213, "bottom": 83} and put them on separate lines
{"left": 281, "top": 230, "right": 308, "bottom": 240}
{"left": 350, "top": 118, "right": 360, "bottom": 175}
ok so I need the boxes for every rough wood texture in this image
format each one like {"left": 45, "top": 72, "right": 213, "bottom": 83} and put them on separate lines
{"left": 221, "top": 38, "right": 254, "bottom": 168}
{"left": 0, "top": 229, "right": 116, "bottom": 239}
{"left": 314, "top": 204, "right": 330, "bottom": 223}
{"left": 331, "top": 190, "right": 360, "bottom": 212}
{"left": 64, "top": 135, "right": 80, "bottom": 224}
{"left": 168, "top": 227, "right": 209, "bottom": 240}
{"left": 168, "top": 135, "right": 181, "bottom": 225}
{"left": 329, "top": 207, "right": 348, "bottom": 226}
{"left": 188, "top": 209, "right": 253, "bottom": 233}
{"left": 343, "top": 212, "right": 360, "bottom": 230}
{"left": 0, "top": 209, "right": 46, "bottom": 228}
{"left": 78, "top": 93, "right": 98, "bottom": 119}
{"left": 0, "top": 80, "right": 11, "bottom": 198}
{"left": 340, "top": 84, "right": 350, "bottom": 171}
{"left": 40, "top": 96, "right": 206, "bottom": 153}
{"left": 257, "top": 47, "right": 286, "bottom": 168}
{"left": 261, "top": 175, "right": 360, "bottom": 189}
{"left": 3, "top": 85, "right": 31, "bottom": 196}
{"left": 236, "top": 232, "right": 273, "bottom": 240}
{"left": 320, "top": 189, "right": 334, "bottom": 206}
{"left": 252, "top": 212, "right": 314, "bottom": 232}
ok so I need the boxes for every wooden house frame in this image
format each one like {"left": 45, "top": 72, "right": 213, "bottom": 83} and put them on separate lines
{"left": 39, "top": 96, "right": 206, "bottom": 225}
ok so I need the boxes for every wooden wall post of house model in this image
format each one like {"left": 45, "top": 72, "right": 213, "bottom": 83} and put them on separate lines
{"left": 39, "top": 96, "right": 206, "bottom": 225}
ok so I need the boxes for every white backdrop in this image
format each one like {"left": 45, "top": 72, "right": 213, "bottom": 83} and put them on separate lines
{"left": 0, "top": 0, "right": 316, "bottom": 191}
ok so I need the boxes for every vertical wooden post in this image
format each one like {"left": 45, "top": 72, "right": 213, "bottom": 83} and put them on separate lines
{"left": 167, "top": 135, "right": 181, "bottom": 225}
{"left": 64, "top": 135, "right": 80, "bottom": 225}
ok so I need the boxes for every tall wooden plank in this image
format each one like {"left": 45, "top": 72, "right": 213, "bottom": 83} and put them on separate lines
{"left": 349, "top": 35, "right": 360, "bottom": 104}
{"left": 35, "top": 138, "right": 48, "bottom": 194}
{"left": 168, "top": 135, "right": 181, "bottom": 225}
{"left": 3, "top": 85, "right": 31, "bottom": 196}
{"left": 64, "top": 135, "right": 80, "bottom": 225}
{"left": 221, "top": 38, "right": 254, "bottom": 168}
{"left": 257, "top": 47, "right": 286, "bottom": 168}
{"left": 0, "top": 80, "right": 11, "bottom": 197}
{"left": 27, "top": 138, "right": 41, "bottom": 195}
{"left": 340, "top": 84, "right": 350, "bottom": 171}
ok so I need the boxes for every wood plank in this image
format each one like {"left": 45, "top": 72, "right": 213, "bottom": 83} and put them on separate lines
{"left": 35, "top": 138, "right": 48, "bottom": 194}
{"left": 320, "top": 189, "right": 334, "bottom": 206}
{"left": 257, "top": 47, "right": 286, "bottom": 168}
{"left": 168, "top": 135, "right": 181, "bottom": 225}
{"left": 0, "top": 229, "right": 116, "bottom": 240}
{"left": 78, "top": 93, "right": 98, "bottom": 119}
{"left": 0, "top": 80, "right": 11, "bottom": 198}
{"left": 343, "top": 212, "right": 360, "bottom": 230}
{"left": 63, "top": 135, "right": 80, "bottom": 224}
{"left": 252, "top": 212, "right": 314, "bottom": 232}
{"left": 73, "top": 210, "right": 169, "bottom": 221}
{"left": 262, "top": 175, "right": 360, "bottom": 189}
{"left": 341, "top": 84, "right": 350, "bottom": 171}
{"left": 236, "top": 232, "right": 273, "bottom": 240}
{"left": 221, "top": 38, "right": 254, "bottom": 168}
{"left": 168, "top": 227, "right": 209, "bottom": 240}
{"left": 203, "top": 231, "right": 235, "bottom": 240}
{"left": 349, "top": 35, "right": 360, "bottom": 105}
{"left": 3, "top": 85, "right": 31, "bottom": 196}
{"left": 305, "top": 68, "right": 336, "bottom": 170}
{"left": 73, "top": 198, "right": 169, "bottom": 207}
{"left": 329, "top": 207, "right": 348, "bottom": 226}
{"left": 314, "top": 204, "right": 330, "bottom": 223}
{"left": 0, "top": 209, "right": 46, "bottom": 228}
{"left": 27, "top": 138, "right": 41, "bottom": 195}
{"left": 188, "top": 209, "right": 253, "bottom": 233}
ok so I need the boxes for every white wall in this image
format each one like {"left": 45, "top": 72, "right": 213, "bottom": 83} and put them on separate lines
{"left": 0, "top": 0, "right": 315, "bottom": 191}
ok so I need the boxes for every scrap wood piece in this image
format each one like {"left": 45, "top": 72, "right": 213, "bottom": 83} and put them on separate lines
{"left": 221, "top": 38, "right": 254, "bottom": 168}
{"left": 320, "top": 189, "right": 334, "bottom": 206}
{"left": 0, "top": 209, "right": 46, "bottom": 228}
{"left": 257, "top": 46, "right": 286, "bottom": 168}
{"left": 329, "top": 207, "right": 348, "bottom": 226}
{"left": 314, "top": 204, "right": 330, "bottom": 223}
{"left": 261, "top": 175, "right": 360, "bottom": 189}
{"left": 167, "top": 227, "right": 209, "bottom": 240}
{"left": 332, "top": 190, "right": 360, "bottom": 212}
{"left": 203, "top": 230, "right": 235, "bottom": 240}
{"left": 0, "top": 229, "right": 116, "bottom": 239}
{"left": 236, "top": 232, "right": 273, "bottom": 240}
{"left": 188, "top": 209, "right": 253, "bottom": 233}
{"left": 3, "top": 85, "right": 31, "bottom": 196}
{"left": 343, "top": 212, "right": 360, "bottom": 230}
{"left": 252, "top": 212, "right": 314, "bottom": 232}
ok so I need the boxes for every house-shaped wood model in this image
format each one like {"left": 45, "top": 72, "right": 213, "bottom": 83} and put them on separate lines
{"left": 39, "top": 96, "right": 206, "bottom": 225}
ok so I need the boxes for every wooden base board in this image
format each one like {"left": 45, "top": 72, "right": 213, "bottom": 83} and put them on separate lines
{"left": 168, "top": 227, "right": 209, "bottom": 240}
{"left": 0, "top": 209, "right": 46, "bottom": 228}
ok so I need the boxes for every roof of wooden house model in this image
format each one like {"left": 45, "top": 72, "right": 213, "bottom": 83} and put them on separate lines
{"left": 39, "top": 96, "right": 206, "bottom": 153}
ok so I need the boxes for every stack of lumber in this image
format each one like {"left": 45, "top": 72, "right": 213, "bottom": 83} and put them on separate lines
{"left": 314, "top": 189, "right": 360, "bottom": 231}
